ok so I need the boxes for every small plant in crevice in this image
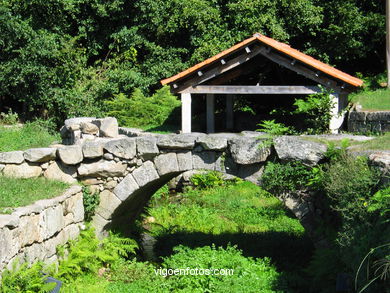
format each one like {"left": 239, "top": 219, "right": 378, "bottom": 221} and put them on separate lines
{"left": 256, "top": 119, "right": 293, "bottom": 148}
{"left": 82, "top": 186, "right": 100, "bottom": 222}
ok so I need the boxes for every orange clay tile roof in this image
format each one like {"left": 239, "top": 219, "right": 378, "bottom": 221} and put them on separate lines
{"left": 161, "top": 34, "right": 363, "bottom": 88}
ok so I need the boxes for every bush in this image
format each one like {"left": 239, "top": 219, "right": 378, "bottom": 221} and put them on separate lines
{"left": 0, "top": 109, "right": 19, "bottom": 125}
{"left": 190, "top": 171, "right": 242, "bottom": 190}
{"left": 82, "top": 186, "right": 100, "bottom": 222}
{"left": 261, "top": 161, "right": 315, "bottom": 196}
{"left": 294, "top": 88, "right": 333, "bottom": 134}
{"left": 105, "top": 86, "right": 180, "bottom": 129}
{"left": 161, "top": 245, "right": 280, "bottom": 293}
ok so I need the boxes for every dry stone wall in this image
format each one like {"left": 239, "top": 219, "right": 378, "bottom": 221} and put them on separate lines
{"left": 348, "top": 111, "right": 390, "bottom": 133}
{"left": 0, "top": 186, "right": 84, "bottom": 272}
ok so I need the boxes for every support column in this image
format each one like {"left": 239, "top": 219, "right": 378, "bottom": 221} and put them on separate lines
{"left": 226, "top": 95, "right": 234, "bottom": 130}
{"left": 329, "top": 93, "right": 345, "bottom": 134}
{"left": 206, "top": 94, "right": 215, "bottom": 133}
{"left": 181, "top": 93, "right": 192, "bottom": 133}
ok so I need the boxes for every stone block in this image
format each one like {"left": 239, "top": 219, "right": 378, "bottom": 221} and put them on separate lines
{"left": 44, "top": 161, "right": 77, "bottom": 184}
{"left": 113, "top": 174, "right": 139, "bottom": 201}
{"left": 132, "top": 161, "right": 159, "bottom": 187}
{"left": 0, "top": 151, "right": 24, "bottom": 164}
{"left": 96, "top": 190, "right": 122, "bottom": 220}
{"left": 104, "top": 138, "right": 136, "bottom": 159}
{"left": 63, "top": 192, "right": 84, "bottom": 223}
{"left": 82, "top": 142, "right": 104, "bottom": 158}
{"left": 92, "top": 214, "right": 111, "bottom": 239}
{"left": 157, "top": 133, "right": 204, "bottom": 149}
{"left": 58, "top": 145, "right": 83, "bottom": 165}
{"left": 95, "top": 117, "right": 119, "bottom": 138}
{"left": 3, "top": 163, "right": 42, "bottom": 178}
{"left": 228, "top": 138, "right": 271, "bottom": 165}
{"left": 154, "top": 153, "right": 179, "bottom": 176}
{"left": 78, "top": 160, "right": 126, "bottom": 177}
{"left": 24, "top": 148, "right": 57, "bottom": 163}
{"left": 80, "top": 122, "right": 99, "bottom": 135}
{"left": 196, "top": 135, "right": 228, "bottom": 150}
{"left": 192, "top": 151, "right": 216, "bottom": 170}
{"left": 274, "top": 136, "right": 327, "bottom": 166}
{"left": 136, "top": 137, "right": 159, "bottom": 160}
{"left": 40, "top": 205, "right": 65, "bottom": 240}
{"left": 177, "top": 151, "right": 193, "bottom": 171}
{"left": 238, "top": 163, "right": 264, "bottom": 185}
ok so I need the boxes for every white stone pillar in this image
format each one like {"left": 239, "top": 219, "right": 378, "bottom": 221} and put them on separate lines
{"left": 226, "top": 95, "right": 234, "bottom": 130}
{"left": 329, "top": 93, "right": 346, "bottom": 134}
{"left": 181, "top": 93, "right": 192, "bottom": 133}
{"left": 206, "top": 94, "right": 215, "bottom": 133}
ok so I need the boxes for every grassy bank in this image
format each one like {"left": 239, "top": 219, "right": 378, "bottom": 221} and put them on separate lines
{"left": 350, "top": 88, "right": 390, "bottom": 111}
{"left": 0, "top": 177, "right": 69, "bottom": 214}
{"left": 0, "top": 122, "right": 60, "bottom": 152}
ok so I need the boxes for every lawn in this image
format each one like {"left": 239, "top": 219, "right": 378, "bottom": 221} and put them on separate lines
{"left": 0, "top": 122, "right": 60, "bottom": 152}
{"left": 350, "top": 88, "right": 390, "bottom": 111}
{"left": 0, "top": 176, "right": 69, "bottom": 214}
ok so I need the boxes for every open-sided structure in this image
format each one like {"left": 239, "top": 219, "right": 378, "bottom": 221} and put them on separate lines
{"left": 161, "top": 33, "right": 363, "bottom": 133}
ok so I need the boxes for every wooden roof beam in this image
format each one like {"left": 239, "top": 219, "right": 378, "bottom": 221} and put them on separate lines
{"left": 180, "top": 85, "right": 321, "bottom": 95}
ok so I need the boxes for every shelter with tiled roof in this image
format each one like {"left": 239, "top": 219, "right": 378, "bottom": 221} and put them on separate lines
{"left": 161, "top": 33, "right": 363, "bottom": 133}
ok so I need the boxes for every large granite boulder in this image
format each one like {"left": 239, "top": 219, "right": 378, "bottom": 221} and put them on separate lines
{"left": 157, "top": 133, "right": 205, "bottom": 149}
{"left": 78, "top": 160, "right": 126, "bottom": 177}
{"left": 44, "top": 161, "right": 77, "bottom": 183}
{"left": 196, "top": 135, "right": 228, "bottom": 151}
{"left": 104, "top": 138, "right": 136, "bottom": 160}
{"left": 136, "top": 137, "right": 159, "bottom": 160}
{"left": 274, "top": 136, "right": 327, "bottom": 166}
{"left": 95, "top": 117, "right": 118, "bottom": 138}
{"left": 0, "top": 151, "right": 24, "bottom": 164}
{"left": 58, "top": 146, "right": 83, "bottom": 165}
{"left": 3, "top": 163, "right": 42, "bottom": 178}
{"left": 24, "top": 148, "right": 57, "bottom": 163}
{"left": 228, "top": 137, "right": 271, "bottom": 165}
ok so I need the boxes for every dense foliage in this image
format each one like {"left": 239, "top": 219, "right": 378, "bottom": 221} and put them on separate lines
{"left": 0, "top": 0, "right": 386, "bottom": 126}
{"left": 261, "top": 149, "right": 390, "bottom": 293}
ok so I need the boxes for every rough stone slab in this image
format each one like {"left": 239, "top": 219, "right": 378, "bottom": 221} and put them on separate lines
{"left": 18, "top": 214, "right": 41, "bottom": 246}
{"left": 157, "top": 133, "right": 205, "bottom": 149}
{"left": 95, "top": 117, "right": 119, "bottom": 138}
{"left": 0, "top": 215, "right": 20, "bottom": 229}
{"left": 58, "top": 145, "right": 83, "bottom": 165}
{"left": 96, "top": 190, "right": 122, "bottom": 220}
{"left": 3, "top": 163, "right": 42, "bottom": 178}
{"left": 369, "top": 152, "right": 390, "bottom": 171}
{"left": 132, "top": 161, "right": 159, "bottom": 187}
{"left": 283, "top": 197, "right": 310, "bottom": 220}
{"left": 274, "top": 136, "right": 327, "bottom": 166}
{"left": 366, "top": 112, "right": 390, "bottom": 121}
{"left": 0, "top": 164, "right": 4, "bottom": 172}
{"left": 238, "top": 163, "right": 264, "bottom": 185}
{"left": 192, "top": 151, "right": 216, "bottom": 170}
{"left": 228, "top": 138, "right": 271, "bottom": 165}
{"left": 0, "top": 151, "right": 24, "bottom": 164}
{"left": 196, "top": 135, "right": 228, "bottom": 150}
{"left": 92, "top": 214, "right": 111, "bottom": 239}
{"left": 63, "top": 192, "right": 84, "bottom": 223}
{"left": 64, "top": 117, "right": 95, "bottom": 129}
{"left": 80, "top": 122, "right": 99, "bottom": 135}
{"left": 104, "top": 138, "right": 136, "bottom": 159}
{"left": 136, "top": 137, "right": 159, "bottom": 160}
{"left": 177, "top": 151, "right": 193, "bottom": 171}
{"left": 24, "top": 148, "right": 57, "bottom": 163}
{"left": 154, "top": 153, "right": 179, "bottom": 176}
{"left": 349, "top": 111, "right": 367, "bottom": 121}
{"left": 39, "top": 205, "right": 65, "bottom": 240}
{"left": 78, "top": 160, "right": 127, "bottom": 177}
{"left": 82, "top": 141, "right": 104, "bottom": 158}
{"left": 113, "top": 174, "right": 139, "bottom": 201}
{"left": 44, "top": 161, "right": 77, "bottom": 183}
{"left": 0, "top": 227, "right": 15, "bottom": 264}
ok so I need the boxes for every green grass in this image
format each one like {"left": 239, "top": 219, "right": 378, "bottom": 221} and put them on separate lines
{"left": 0, "top": 122, "right": 60, "bottom": 152}
{"left": 0, "top": 177, "right": 69, "bottom": 213}
{"left": 302, "top": 133, "right": 390, "bottom": 151}
{"left": 350, "top": 88, "right": 390, "bottom": 111}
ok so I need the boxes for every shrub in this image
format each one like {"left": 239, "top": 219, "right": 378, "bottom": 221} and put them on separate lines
{"left": 256, "top": 119, "right": 292, "bottom": 136}
{"left": 293, "top": 88, "right": 333, "bottom": 134}
{"left": 261, "top": 161, "right": 315, "bottom": 196}
{"left": 0, "top": 109, "right": 19, "bottom": 125}
{"left": 161, "top": 245, "right": 280, "bottom": 293}
{"left": 105, "top": 86, "right": 180, "bottom": 129}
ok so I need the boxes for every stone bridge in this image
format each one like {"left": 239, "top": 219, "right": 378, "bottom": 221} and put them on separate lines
{"left": 0, "top": 118, "right": 334, "bottom": 243}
